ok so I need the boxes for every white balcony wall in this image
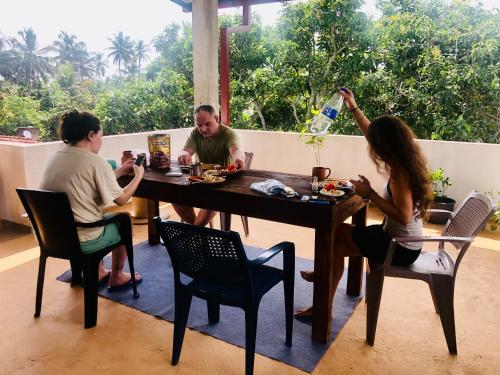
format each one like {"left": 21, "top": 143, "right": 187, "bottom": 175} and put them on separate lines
{"left": 1, "top": 129, "right": 499, "bottom": 225}
{"left": 0, "top": 128, "right": 191, "bottom": 225}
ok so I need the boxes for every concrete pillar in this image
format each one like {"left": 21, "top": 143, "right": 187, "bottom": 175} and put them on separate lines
{"left": 192, "top": 0, "right": 219, "bottom": 111}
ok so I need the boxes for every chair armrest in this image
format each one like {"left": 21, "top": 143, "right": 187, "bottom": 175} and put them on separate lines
{"left": 383, "top": 235, "right": 473, "bottom": 270}
{"left": 250, "top": 241, "right": 294, "bottom": 265}
{"left": 392, "top": 235, "right": 473, "bottom": 244}
{"left": 428, "top": 208, "right": 453, "bottom": 215}
{"left": 75, "top": 212, "right": 129, "bottom": 228}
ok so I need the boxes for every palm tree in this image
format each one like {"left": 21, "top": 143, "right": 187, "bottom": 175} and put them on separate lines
{"left": 0, "top": 31, "right": 15, "bottom": 80}
{"left": 92, "top": 52, "right": 108, "bottom": 81}
{"left": 135, "top": 40, "right": 149, "bottom": 74}
{"left": 124, "top": 57, "right": 139, "bottom": 77}
{"left": 8, "top": 28, "right": 52, "bottom": 94}
{"left": 107, "top": 32, "right": 133, "bottom": 76}
{"left": 52, "top": 31, "right": 90, "bottom": 81}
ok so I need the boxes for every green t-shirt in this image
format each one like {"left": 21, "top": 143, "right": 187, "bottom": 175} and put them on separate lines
{"left": 185, "top": 125, "right": 239, "bottom": 166}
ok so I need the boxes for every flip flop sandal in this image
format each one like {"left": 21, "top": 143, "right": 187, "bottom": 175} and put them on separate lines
{"left": 107, "top": 277, "right": 143, "bottom": 292}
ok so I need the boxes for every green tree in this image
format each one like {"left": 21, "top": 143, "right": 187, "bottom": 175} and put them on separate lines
{"left": 92, "top": 52, "right": 108, "bottom": 81}
{"left": 0, "top": 90, "right": 48, "bottom": 135}
{"left": 4, "top": 28, "right": 52, "bottom": 95}
{"left": 354, "top": 0, "right": 500, "bottom": 142}
{"left": 95, "top": 68, "right": 193, "bottom": 134}
{"left": 151, "top": 23, "right": 193, "bottom": 84}
{"left": 107, "top": 32, "right": 134, "bottom": 76}
{"left": 135, "top": 40, "right": 149, "bottom": 74}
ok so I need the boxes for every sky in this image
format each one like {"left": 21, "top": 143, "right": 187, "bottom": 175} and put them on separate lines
{"left": 0, "top": 0, "right": 497, "bottom": 57}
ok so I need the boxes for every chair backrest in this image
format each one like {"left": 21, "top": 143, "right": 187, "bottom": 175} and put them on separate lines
{"left": 245, "top": 152, "right": 254, "bottom": 170}
{"left": 16, "top": 188, "right": 81, "bottom": 260}
{"left": 442, "top": 191, "right": 495, "bottom": 273}
{"left": 155, "top": 220, "right": 252, "bottom": 287}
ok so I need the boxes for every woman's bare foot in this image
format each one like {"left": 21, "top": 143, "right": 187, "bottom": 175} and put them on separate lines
{"left": 300, "top": 270, "right": 314, "bottom": 282}
{"left": 294, "top": 306, "right": 313, "bottom": 318}
{"left": 109, "top": 271, "right": 141, "bottom": 287}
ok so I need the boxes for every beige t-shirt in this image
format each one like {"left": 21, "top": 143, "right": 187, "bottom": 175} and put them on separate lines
{"left": 39, "top": 146, "right": 123, "bottom": 241}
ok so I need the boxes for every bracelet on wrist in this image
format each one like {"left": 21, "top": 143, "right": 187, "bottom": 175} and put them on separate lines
{"left": 349, "top": 106, "right": 359, "bottom": 113}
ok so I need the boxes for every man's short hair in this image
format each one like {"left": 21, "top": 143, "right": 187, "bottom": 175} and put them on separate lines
{"left": 195, "top": 104, "right": 216, "bottom": 116}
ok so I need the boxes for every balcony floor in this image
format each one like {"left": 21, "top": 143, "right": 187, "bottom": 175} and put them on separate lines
{"left": 1, "top": 204, "right": 500, "bottom": 374}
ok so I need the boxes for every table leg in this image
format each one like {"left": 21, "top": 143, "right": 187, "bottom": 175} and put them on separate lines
{"left": 312, "top": 227, "right": 336, "bottom": 343}
{"left": 147, "top": 199, "right": 160, "bottom": 245}
{"left": 220, "top": 212, "right": 232, "bottom": 231}
{"left": 347, "top": 205, "right": 367, "bottom": 296}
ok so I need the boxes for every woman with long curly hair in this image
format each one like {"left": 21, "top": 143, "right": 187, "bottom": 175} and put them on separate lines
{"left": 296, "top": 88, "right": 433, "bottom": 317}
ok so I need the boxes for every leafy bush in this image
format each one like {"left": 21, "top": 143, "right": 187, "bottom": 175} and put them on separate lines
{"left": 0, "top": 91, "right": 48, "bottom": 135}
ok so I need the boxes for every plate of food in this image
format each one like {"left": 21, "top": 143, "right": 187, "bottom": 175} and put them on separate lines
{"left": 204, "top": 164, "right": 243, "bottom": 177}
{"left": 321, "top": 178, "right": 352, "bottom": 188}
{"left": 202, "top": 163, "right": 216, "bottom": 170}
{"left": 319, "top": 182, "right": 346, "bottom": 197}
{"left": 188, "top": 175, "right": 225, "bottom": 184}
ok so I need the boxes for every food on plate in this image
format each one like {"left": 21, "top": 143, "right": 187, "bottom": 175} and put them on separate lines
{"left": 322, "top": 178, "right": 352, "bottom": 188}
{"left": 204, "top": 164, "right": 242, "bottom": 177}
{"left": 188, "top": 175, "right": 205, "bottom": 182}
{"left": 203, "top": 174, "right": 225, "bottom": 183}
{"left": 323, "top": 182, "right": 337, "bottom": 191}
{"left": 319, "top": 188, "right": 345, "bottom": 197}
{"left": 204, "top": 169, "right": 222, "bottom": 176}
{"left": 188, "top": 175, "right": 225, "bottom": 184}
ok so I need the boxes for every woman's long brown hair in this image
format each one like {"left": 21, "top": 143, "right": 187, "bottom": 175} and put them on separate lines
{"left": 367, "top": 115, "right": 432, "bottom": 219}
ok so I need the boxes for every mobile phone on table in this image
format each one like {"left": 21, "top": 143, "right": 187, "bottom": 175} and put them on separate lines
{"left": 135, "top": 154, "right": 146, "bottom": 166}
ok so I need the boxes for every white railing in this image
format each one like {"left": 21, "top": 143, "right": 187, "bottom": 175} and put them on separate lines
{"left": 1, "top": 128, "right": 499, "bottom": 225}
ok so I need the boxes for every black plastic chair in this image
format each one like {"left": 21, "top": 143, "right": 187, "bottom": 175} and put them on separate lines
{"left": 155, "top": 219, "right": 294, "bottom": 375}
{"left": 366, "top": 191, "right": 495, "bottom": 354}
{"left": 16, "top": 188, "right": 140, "bottom": 328}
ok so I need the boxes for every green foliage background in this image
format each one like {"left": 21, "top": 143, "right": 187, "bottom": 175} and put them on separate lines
{"left": 0, "top": 0, "right": 498, "bottom": 143}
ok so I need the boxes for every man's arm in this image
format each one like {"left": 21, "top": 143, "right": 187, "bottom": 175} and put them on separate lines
{"left": 229, "top": 145, "right": 246, "bottom": 170}
{"left": 178, "top": 147, "right": 194, "bottom": 165}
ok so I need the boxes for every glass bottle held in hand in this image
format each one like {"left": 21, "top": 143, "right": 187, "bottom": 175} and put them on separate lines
{"left": 309, "top": 92, "right": 344, "bottom": 135}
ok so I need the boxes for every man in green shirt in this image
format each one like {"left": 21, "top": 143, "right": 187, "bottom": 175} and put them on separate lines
{"left": 175, "top": 104, "right": 246, "bottom": 226}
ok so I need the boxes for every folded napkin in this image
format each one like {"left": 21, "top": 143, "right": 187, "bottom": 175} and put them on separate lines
{"left": 250, "top": 179, "right": 299, "bottom": 198}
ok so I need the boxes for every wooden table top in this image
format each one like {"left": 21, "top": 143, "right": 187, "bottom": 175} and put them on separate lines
{"left": 119, "top": 168, "right": 364, "bottom": 229}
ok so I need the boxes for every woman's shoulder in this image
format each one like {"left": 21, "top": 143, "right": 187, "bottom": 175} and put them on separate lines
{"left": 390, "top": 171, "right": 411, "bottom": 189}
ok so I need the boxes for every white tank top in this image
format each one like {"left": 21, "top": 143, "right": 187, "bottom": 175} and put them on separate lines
{"left": 382, "top": 180, "right": 423, "bottom": 251}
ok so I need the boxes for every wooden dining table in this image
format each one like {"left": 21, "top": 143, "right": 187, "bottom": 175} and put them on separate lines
{"left": 119, "top": 168, "right": 366, "bottom": 343}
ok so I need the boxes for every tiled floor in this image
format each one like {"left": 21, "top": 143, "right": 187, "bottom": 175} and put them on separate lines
{"left": 1, "top": 203, "right": 499, "bottom": 374}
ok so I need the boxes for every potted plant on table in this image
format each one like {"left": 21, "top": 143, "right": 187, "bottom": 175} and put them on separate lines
{"left": 300, "top": 110, "right": 331, "bottom": 181}
{"left": 299, "top": 111, "right": 331, "bottom": 182}
{"left": 427, "top": 168, "right": 456, "bottom": 224}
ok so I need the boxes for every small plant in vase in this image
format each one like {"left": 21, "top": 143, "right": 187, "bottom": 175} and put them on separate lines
{"left": 304, "top": 133, "right": 325, "bottom": 167}
{"left": 299, "top": 112, "right": 332, "bottom": 183}
{"left": 428, "top": 168, "right": 456, "bottom": 224}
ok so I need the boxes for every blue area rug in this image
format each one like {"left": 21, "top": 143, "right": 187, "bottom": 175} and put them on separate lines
{"left": 58, "top": 241, "right": 364, "bottom": 373}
